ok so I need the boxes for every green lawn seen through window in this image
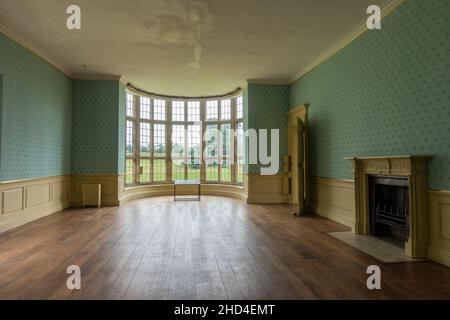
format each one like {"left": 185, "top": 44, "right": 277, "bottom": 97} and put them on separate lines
{"left": 126, "top": 161, "right": 235, "bottom": 183}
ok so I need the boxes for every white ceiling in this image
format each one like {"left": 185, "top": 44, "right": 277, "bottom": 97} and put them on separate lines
{"left": 0, "top": 0, "right": 392, "bottom": 96}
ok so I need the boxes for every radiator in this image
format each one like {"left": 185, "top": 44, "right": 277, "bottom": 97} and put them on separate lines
{"left": 82, "top": 184, "right": 101, "bottom": 208}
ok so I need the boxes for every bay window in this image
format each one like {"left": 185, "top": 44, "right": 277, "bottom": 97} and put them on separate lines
{"left": 125, "top": 92, "right": 243, "bottom": 186}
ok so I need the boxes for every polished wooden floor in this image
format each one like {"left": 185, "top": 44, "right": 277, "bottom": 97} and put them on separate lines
{"left": 0, "top": 196, "right": 449, "bottom": 300}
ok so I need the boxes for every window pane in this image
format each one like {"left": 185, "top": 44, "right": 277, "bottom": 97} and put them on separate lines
{"left": 153, "top": 99, "right": 166, "bottom": 121}
{"left": 140, "top": 159, "right": 151, "bottom": 183}
{"left": 126, "top": 93, "right": 134, "bottom": 117}
{"left": 221, "top": 161, "right": 231, "bottom": 182}
{"left": 153, "top": 159, "right": 166, "bottom": 182}
{"left": 236, "top": 96, "right": 243, "bottom": 119}
{"left": 172, "top": 159, "right": 185, "bottom": 181}
{"left": 221, "top": 124, "right": 232, "bottom": 158}
{"left": 206, "top": 100, "right": 218, "bottom": 121}
{"left": 140, "top": 123, "right": 151, "bottom": 157}
{"left": 236, "top": 122, "right": 244, "bottom": 159}
{"left": 187, "top": 159, "right": 200, "bottom": 180}
{"left": 140, "top": 97, "right": 151, "bottom": 119}
{"left": 206, "top": 124, "right": 218, "bottom": 157}
{"left": 171, "top": 125, "right": 185, "bottom": 158}
{"left": 206, "top": 160, "right": 218, "bottom": 181}
{"left": 126, "top": 159, "right": 134, "bottom": 185}
{"left": 237, "top": 159, "right": 244, "bottom": 183}
{"left": 172, "top": 101, "right": 184, "bottom": 122}
{"left": 126, "top": 120, "right": 134, "bottom": 157}
{"left": 187, "top": 124, "right": 201, "bottom": 158}
{"left": 188, "top": 101, "right": 200, "bottom": 122}
{"left": 153, "top": 124, "right": 165, "bottom": 157}
{"left": 220, "top": 99, "right": 231, "bottom": 120}
{"left": 236, "top": 122, "right": 244, "bottom": 184}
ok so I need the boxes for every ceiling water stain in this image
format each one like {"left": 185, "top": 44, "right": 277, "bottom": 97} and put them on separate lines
{"left": 153, "top": 0, "right": 215, "bottom": 73}
{"left": 158, "top": 14, "right": 189, "bottom": 44}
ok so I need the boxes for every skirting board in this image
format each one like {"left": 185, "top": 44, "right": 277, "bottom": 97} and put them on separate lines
{"left": 428, "top": 246, "right": 450, "bottom": 268}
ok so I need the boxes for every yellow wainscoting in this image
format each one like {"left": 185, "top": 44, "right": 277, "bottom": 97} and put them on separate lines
{"left": 309, "top": 177, "right": 356, "bottom": 230}
{"left": 428, "top": 190, "right": 450, "bottom": 267}
{"left": 120, "top": 183, "right": 245, "bottom": 203}
{"left": 71, "top": 174, "right": 122, "bottom": 207}
{"left": 0, "top": 175, "right": 71, "bottom": 234}
{"left": 245, "top": 173, "right": 290, "bottom": 204}
{"left": 200, "top": 184, "right": 245, "bottom": 200}
{"left": 1, "top": 172, "right": 449, "bottom": 269}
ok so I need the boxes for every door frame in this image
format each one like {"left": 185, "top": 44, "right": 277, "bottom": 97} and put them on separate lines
{"left": 287, "top": 104, "right": 309, "bottom": 214}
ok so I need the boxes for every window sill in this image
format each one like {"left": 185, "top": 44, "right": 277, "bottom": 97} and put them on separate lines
{"left": 121, "top": 183, "right": 245, "bottom": 204}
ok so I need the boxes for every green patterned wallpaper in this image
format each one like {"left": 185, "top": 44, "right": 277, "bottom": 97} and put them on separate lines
{"left": 243, "top": 85, "right": 249, "bottom": 174}
{"left": 118, "top": 82, "right": 126, "bottom": 174}
{"left": 0, "top": 74, "right": 2, "bottom": 173}
{"left": 72, "top": 80, "right": 124, "bottom": 174}
{"left": 247, "top": 84, "right": 289, "bottom": 174}
{"left": 0, "top": 33, "right": 72, "bottom": 181}
{"left": 290, "top": 0, "right": 449, "bottom": 189}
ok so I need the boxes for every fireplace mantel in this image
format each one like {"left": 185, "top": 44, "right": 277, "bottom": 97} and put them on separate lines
{"left": 344, "top": 155, "right": 432, "bottom": 258}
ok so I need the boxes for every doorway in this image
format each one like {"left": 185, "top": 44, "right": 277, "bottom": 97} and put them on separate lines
{"left": 287, "top": 105, "right": 308, "bottom": 215}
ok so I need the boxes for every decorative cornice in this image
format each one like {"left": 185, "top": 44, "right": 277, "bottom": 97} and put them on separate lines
{"left": 119, "top": 76, "right": 128, "bottom": 86}
{"left": 126, "top": 82, "right": 242, "bottom": 100}
{"left": 0, "top": 23, "right": 73, "bottom": 78}
{"left": 71, "top": 74, "right": 123, "bottom": 81}
{"left": 246, "top": 79, "right": 291, "bottom": 86}
{"left": 289, "top": 0, "right": 407, "bottom": 84}
{"left": 0, "top": 23, "right": 126, "bottom": 82}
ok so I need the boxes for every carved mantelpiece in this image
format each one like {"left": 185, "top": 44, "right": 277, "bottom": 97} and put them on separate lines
{"left": 344, "top": 155, "right": 432, "bottom": 259}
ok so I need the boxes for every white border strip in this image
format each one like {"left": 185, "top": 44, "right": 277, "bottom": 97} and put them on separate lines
{"left": 0, "top": 23, "right": 73, "bottom": 77}
{"left": 71, "top": 74, "right": 122, "bottom": 81}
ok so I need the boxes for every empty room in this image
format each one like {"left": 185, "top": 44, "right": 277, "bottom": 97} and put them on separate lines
{"left": 0, "top": 0, "right": 449, "bottom": 308}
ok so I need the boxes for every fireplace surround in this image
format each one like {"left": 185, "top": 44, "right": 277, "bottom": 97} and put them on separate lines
{"left": 345, "top": 156, "right": 432, "bottom": 258}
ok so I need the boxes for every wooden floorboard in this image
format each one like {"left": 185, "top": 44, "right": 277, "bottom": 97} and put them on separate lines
{"left": 0, "top": 196, "right": 449, "bottom": 300}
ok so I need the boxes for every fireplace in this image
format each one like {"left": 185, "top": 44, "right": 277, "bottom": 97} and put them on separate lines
{"left": 345, "top": 155, "right": 432, "bottom": 258}
{"left": 369, "top": 176, "right": 409, "bottom": 244}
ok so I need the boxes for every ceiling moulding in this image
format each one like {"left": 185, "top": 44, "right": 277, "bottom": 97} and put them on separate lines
{"left": 246, "top": 79, "right": 292, "bottom": 86}
{"left": 71, "top": 74, "right": 123, "bottom": 81}
{"left": 0, "top": 23, "right": 73, "bottom": 78}
{"left": 289, "top": 0, "right": 407, "bottom": 84}
{"left": 119, "top": 76, "right": 128, "bottom": 86}
{"left": 127, "top": 82, "right": 242, "bottom": 100}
